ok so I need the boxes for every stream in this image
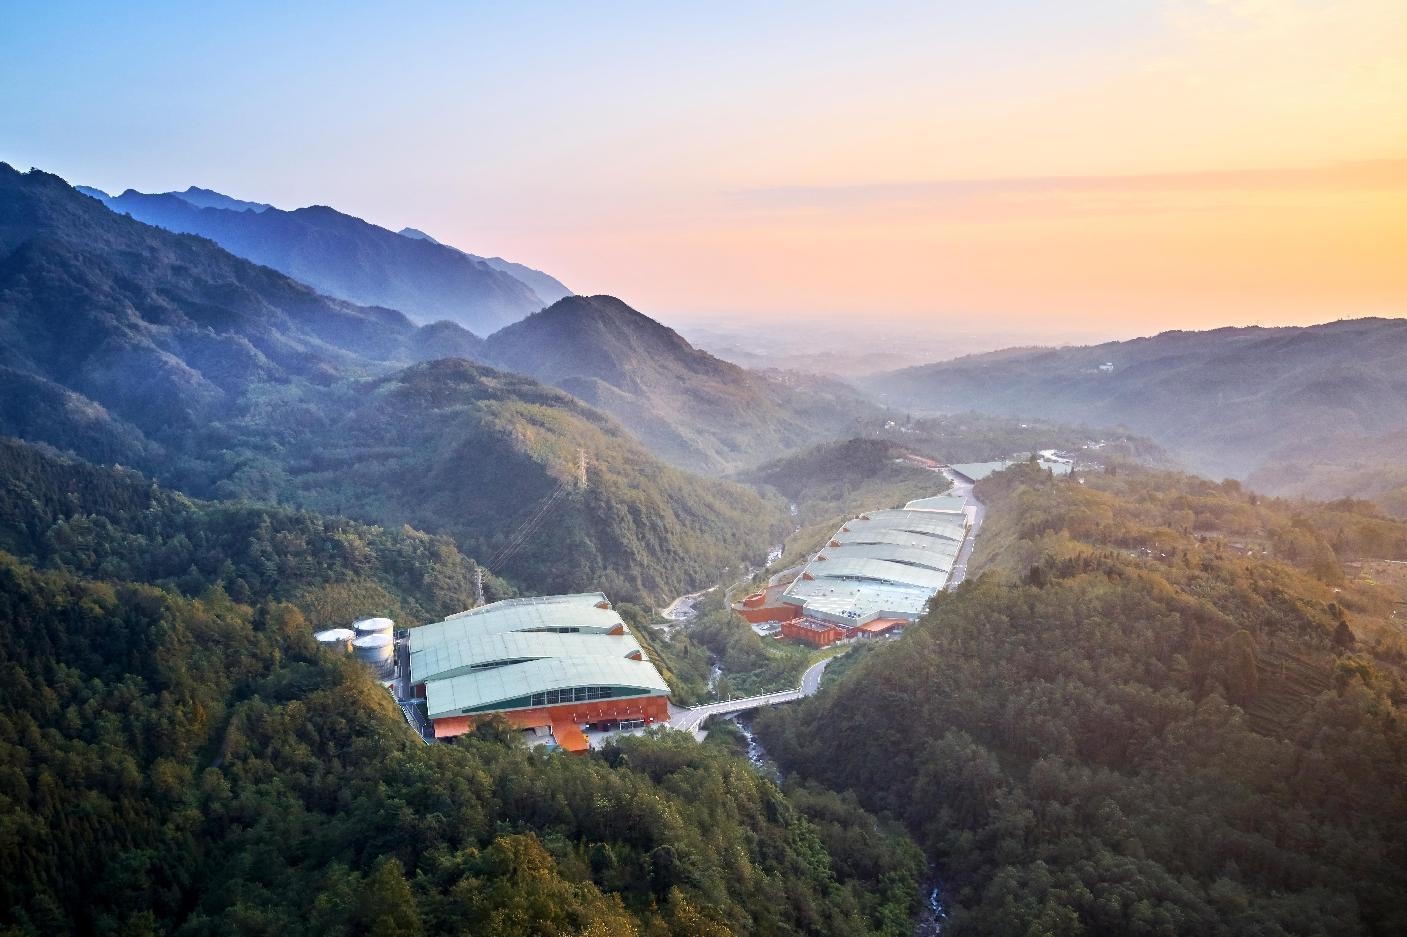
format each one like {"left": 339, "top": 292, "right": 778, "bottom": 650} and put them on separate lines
{"left": 913, "top": 874, "right": 948, "bottom": 936}
{"left": 729, "top": 714, "right": 771, "bottom": 771}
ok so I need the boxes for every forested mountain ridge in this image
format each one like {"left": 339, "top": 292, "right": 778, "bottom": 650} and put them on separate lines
{"left": 480, "top": 295, "right": 878, "bottom": 472}
{"left": 0, "top": 166, "right": 784, "bottom": 603}
{"left": 758, "top": 463, "right": 1407, "bottom": 936}
{"left": 865, "top": 318, "right": 1407, "bottom": 503}
{"left": 87, "top": 183, "right": 553, "bottom": 334}
{"left": 224, "top": 359, "right": 790, "bottom": 602}
{"left": 0, "top": 436, "right": 502, "bottom": 625}
{"left": 397, "top": 224, "right": 573, "bottom": 306}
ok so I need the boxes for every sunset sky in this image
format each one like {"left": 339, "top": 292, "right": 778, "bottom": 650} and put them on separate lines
{"left": 5, "top": 1, "right": 1405, "bottom": 335}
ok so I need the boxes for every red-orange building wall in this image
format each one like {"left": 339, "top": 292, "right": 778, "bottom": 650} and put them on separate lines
{"left": 431, "top": 693, "right": 670, "bottom": 740}
{"left": 781, "top": 619, "right": 846, "bottom": 647}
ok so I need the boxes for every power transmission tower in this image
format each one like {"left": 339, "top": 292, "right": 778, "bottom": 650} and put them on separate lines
{"left": 474, "top": 566, "right": 485, "bottom": 608}
{"left": 577, "top": 448, "right": 588, "bottom": 490}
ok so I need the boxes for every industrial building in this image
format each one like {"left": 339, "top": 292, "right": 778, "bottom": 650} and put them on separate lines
{"left": 406, "top": 593, "right": 669, "bottom": 751}
{"left": 949, "top": 456, "right": 1073, "bottom": 483}
{"left": 772, "top": 495, "right": 972, "bottom": 646}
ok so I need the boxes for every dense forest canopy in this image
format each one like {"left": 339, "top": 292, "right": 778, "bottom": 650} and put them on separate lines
{"left": 758, "top": 463, "right": 1407, "bottom": 936}
{"left": 0, "top": 447, "right": 922, "bottom": 936}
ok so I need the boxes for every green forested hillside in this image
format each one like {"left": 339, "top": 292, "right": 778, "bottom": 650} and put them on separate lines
{"left": 480, "top": 296, "right": 877, "bottom": 473}
{"left": 758, "top": 464, "right": 1407, "bottom": 936}
{"left": 739, "top": 438, "right": 942, "bottom": 525}
{"left": 0, "top": 550, "right": 923, "bottom": 937}
{"left": 0, "top": 437, "right": 500, "bottom": 626}
{"left": 205, "top": 360, "right": 788, "bottom": 602}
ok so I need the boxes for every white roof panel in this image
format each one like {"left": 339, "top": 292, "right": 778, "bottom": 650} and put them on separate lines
{"left": 410, "top": 631, "right": 642, "bottom": 685}
{"left": 426, "top": 656, "right": 669, "bottom": 719}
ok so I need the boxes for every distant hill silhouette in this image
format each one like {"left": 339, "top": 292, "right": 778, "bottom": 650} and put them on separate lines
{"left": 866, "top": 318, "right": 1407, "bottom": 500}
{"left": 481, "top": 295, "right": 878, "bottom": 472}
{"left": 398, "top": 225, "right": 572, "bottom": 305}
{"left": 84, "top": 184, "right": 560, "bottom": 334}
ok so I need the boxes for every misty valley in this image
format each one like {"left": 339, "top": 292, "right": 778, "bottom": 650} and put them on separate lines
{"left": 3, "top": 9, "right": 1407, "bottom": 932}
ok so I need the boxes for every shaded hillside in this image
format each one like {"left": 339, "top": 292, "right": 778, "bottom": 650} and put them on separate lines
{"left": 481, "top": 295, "right": 878, "bottom": 472}
{"left": 0, "top": 436, "right": 503, "bottom": 624}
{"left": 225, "top": 359, "right": 790, "bottom": 602}
{"left": 90, "top": 184, "right": 550, "bottom": 333}
{"left": 0, "top": 166, "right": 784, "bottom": 603}
{"left": 867, "top": 318, "right": 1407, "bottom": 490}
{"left": 399, "top": 224, "right": 573, "bottom": 305}
{"left": 759, "top": 464, "right": 1407, "bottom": 936}
{"left": 0, "top": 163, "right": 432, "bottom": 473}
{"left": 1247, "top": 429, "right": 1407, "bottom": 519}
{"left": 740, "top": 437, "right": 944, "bottom": 525}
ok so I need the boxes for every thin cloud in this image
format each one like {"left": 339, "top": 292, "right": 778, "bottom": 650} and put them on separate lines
{"left": 734, "top": 158, "right": 1407, "bottom": 210}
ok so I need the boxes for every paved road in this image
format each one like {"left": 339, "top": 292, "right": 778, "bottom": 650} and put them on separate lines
{"left": 940, "top": 467, "right": 986, "bottom": 588}
{"left": 667, "top": 654, "right": 840, "bottom": 734}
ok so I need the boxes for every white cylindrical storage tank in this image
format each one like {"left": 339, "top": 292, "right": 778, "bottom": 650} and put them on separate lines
{"left": 353, "top": 616, "right": 395, "bottom": 638}
{"left": 353, "top": 633, "right": 394, "bottom": 662}
{"left": 315, "top": 627, "right": 355, "bottom": 654}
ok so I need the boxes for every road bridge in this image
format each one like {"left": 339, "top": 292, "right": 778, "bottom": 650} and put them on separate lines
{"left": 667, "top": 654, "right": 839, "bottom": 735}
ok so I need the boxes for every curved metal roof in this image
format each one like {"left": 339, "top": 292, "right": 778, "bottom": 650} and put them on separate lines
{"left": 412, "top": 603, "right": 624, "bottom": 647}
{"left": 900, "top": 495, "right": 968, "bottom": 513}
{"left": 831, "top": 528, "right": 961, "bottom": 548}
{"left": 426, "top": 656, "right": 669, "bottom": 719}
{"left": 441, "top": 592, "right": 609, "bottom": 621}
{"left": 817, "top": 542, "right": 956, "bottom": 573}
{"left": 410, "top": 631, "right": 642, "bottom": 685}
{"left": 800, "top": 556, "right": 950, "bottom": 591}
{"left": 850, "top": 510, "right": 967, "bottom": 535}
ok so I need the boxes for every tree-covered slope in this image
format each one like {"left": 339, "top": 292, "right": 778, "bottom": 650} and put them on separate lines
{"left": 92, "top": 184, "right": 550, "bottom": 334}
{"left": 0, "top": 544, "right": 923, "bottom": 936}
{"left": 739, "top": 437, "right": 944, "bottom": 526}
{"left": 865, "top": 318, "right": 1407, "bottom": 494}
{"left": 219, "top": 359, "right": 790, "bottom": 602}
{"left": 481, "top": 295, "right": 878, "bottom": 473}
{"left": 758, "top": 464, "right": 1407, "bottom": 936}
{"left": 0, "top": 436, "right": 501, "bottom": 625}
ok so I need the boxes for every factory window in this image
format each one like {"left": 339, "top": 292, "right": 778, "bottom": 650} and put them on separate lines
{"left": 530, "top": 685, "right": 617, "bottom": 706}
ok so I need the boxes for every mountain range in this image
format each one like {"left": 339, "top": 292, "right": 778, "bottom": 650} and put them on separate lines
{"left": 78, "top": 183, "right": 569, "bottom": 334}
{"left": 478, "top": 295, "right": 879, "bottom": 472}
{"left": 866, "top": 318, "right": 1407, "bottom": 505}
{"left": 0, "top": 163, "right": 782, "bottom": 601}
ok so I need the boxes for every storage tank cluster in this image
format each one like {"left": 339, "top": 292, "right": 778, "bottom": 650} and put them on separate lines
{"left": 352, "top": 617, "right": 396, "bottom": 677}
{"left": 315, "top": 617, "right": 397, "bottom": 679}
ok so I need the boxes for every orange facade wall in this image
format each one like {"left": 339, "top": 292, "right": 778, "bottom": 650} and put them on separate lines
{"left": 781, "top": 619, "right": 846, "bottom": 647}
{"left": 735, "top": 603, "right": 802, "bottom": 624}
{"left": 432, "top": 693, "right": 670, "bottom": 740}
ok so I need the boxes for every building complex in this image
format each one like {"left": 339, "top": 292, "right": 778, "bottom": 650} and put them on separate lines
{"left": 405, "top": 593, "right": 670, "bottom": 751}
{"left": 739, "top": 494, "right": 973, "bottom": 646}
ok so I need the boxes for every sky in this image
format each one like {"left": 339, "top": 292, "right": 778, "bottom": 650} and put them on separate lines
{"left": 3, "top": 0, "right": 1405, "bottom": 337}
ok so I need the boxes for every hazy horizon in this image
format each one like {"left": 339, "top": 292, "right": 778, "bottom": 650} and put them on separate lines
{"left": 6, "top": 1, "right": 1405, "bottom": 336}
